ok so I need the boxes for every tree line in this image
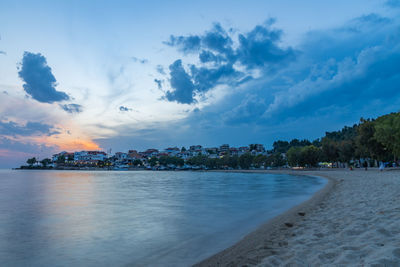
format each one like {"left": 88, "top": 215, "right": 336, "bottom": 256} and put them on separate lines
{"left": 187, "top": 112, "right": 400, "bottom": 169}
{"left": 285, "top": 112, "right": 400, "bottom": 167}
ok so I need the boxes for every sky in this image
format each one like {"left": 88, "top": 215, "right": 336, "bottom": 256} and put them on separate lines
{"left": 1, "top": 0, "right": 400, "bottom": 167}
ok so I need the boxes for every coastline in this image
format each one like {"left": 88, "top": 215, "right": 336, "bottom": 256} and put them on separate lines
{"left": 196, "top": 169, "right": 400, "bottom": 266}
{"left": 195, "top": 169, "right": 337, "bottom": 267}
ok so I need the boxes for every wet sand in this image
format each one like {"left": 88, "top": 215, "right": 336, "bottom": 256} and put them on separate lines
{"left": 196, "top": 169, "right": 400, "bottom": 266}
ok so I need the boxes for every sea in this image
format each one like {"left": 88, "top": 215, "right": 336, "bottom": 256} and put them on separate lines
{"left": 0, "top": 169, "right": 326, "bottom": 266}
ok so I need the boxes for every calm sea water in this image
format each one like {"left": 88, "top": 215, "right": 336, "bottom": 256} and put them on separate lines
{"left": 0, "top": 170, "right": 325, "bottom": 266}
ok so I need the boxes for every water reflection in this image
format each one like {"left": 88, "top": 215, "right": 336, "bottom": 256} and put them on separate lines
{"left": 0, "top": 170, "right": 325, "bottom": 266}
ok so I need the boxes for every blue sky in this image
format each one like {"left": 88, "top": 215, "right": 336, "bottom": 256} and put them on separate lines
{"left": 1, "top": 0, "right": 400, "bottom": 167}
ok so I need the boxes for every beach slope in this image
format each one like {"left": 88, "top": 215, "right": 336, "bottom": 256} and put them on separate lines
{"left": 196, "top": 169, "right": 400, "bottom": 266}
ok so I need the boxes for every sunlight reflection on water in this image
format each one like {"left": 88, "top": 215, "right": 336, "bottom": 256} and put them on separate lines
{"left": 0, "top": 170, "right": 325, "bottom": 266}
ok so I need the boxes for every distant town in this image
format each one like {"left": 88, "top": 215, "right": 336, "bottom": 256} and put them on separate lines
{"left": 21, "top": 143, "right": 282, "bottom": 170}
{"left": 18, "top": 111, "right": 400, "bottom": 171}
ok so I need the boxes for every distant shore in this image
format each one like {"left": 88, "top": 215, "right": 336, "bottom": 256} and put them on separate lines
{"left": 196, "top": 169, "right": 400, "bottom": 266}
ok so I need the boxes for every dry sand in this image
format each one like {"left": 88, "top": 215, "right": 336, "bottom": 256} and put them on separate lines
{"left": 195, "top": 169, "right": 400, "bottom": 266}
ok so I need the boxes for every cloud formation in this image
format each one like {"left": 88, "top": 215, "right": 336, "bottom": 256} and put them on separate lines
{"left": 157, "top": 12, "right": 400, "bottom": 145}
{"left": 119, "top": 106, "right": 132, "bottom": 112}
{"left": 60, "top": 104, "right": 83, "bottom": 113}
{"left": 18, "top": 52, "right": 70, "bottom": 103}
{"left": 0, "top": 120, "right": 59, "bottom": 136}
{"left": 162, "top": 21, "right": 295, "bottom": 104}
{"left": 165, "top": 59, "right": 196, "bottom": 104}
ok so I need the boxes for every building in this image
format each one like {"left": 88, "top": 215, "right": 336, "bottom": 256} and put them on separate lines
{"left": 163, "top": 147, "right": 180, "bottom": 156}
{"left": 52, "top": 151, "right": 74, "bottom": 162}
{"left": 127, "top": 150, "right": 141, "bottom": 159}
{"left": 205, "top": 147, "right": 218, "bottom": 154}
{"left": 189, "top": 145, "right": 202, "bottom": 151}
{"left": 74, "top": 151, "right": 107, "bottom": 161}
{"left": 114, "top": 152, "right": 128, "bottom": 161}
{"left": 220, "top": 144, "right": 230, "bottom": 152}
{"left": 140, "top": 149, "right": 159, "bottom": 158}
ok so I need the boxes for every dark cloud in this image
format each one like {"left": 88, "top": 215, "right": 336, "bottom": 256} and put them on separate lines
{"left": 168, "top": 13, "right": 400, "bottom": 144}
{"left": 3, "top": 91, "right": 8, "bottom": 95}
{"left": 91, "top": 13, "right": 400, "bottom": 156}
{"left": 201, "top": 23, "right": 233, "bottom": 55}
{"left": 162, "top": 21, "right": 296, "bottom": 104}
{"left": 164, "top": 35, "right": 201, "bottom": 53}
{"left": 154, "top": 79, "right": 163, "bottom": 90}
{"left": 236, "top": 24, "right": 295, "bottom": 69}
{"left": 18, "top": 52, "right": 70, "bottom": 103}
{"left": 165, "top": 60, "right": 196, "bottom": 104}
{"left": 0, "top": 120, "right": 59, "bottom": 136}
{"left": 0, "top": 51, "right": 6, "bottom": 55}
{"left": 190, "top": 63, "right": 240, "bottom": 93}
{"left": 60, "top": 103, "right": 83, "bottom": 113}
{"left": 119, "top": 106, "right": 132, "bottom": 112}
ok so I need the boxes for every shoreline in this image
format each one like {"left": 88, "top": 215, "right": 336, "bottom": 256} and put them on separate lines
{"left": 196, "top": 169, "right": 400, "bottom": 266}
{"left": 195, "top": 170, "right": 337, "bottom": 266}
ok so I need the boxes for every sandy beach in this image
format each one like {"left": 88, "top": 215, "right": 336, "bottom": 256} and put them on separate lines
{"left": 196, "top": 169, "right": 400, "bottom": 266}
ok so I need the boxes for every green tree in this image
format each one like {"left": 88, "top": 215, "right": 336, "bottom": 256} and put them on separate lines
{"left": 239, "top": 153, "right": 254, "bottom": 169}
{"left": 287, "top": 146, "right": 321, "bottom": 167}
{"left": 337, "top": 140, "right": 355, "bottom": 163}
{"left": 56, "top": 155, "right": 66, "bottom": 164}
{"left": 266, "top": 153, "right": 286, "bottom": 167}
{"left": 312, "top": 138, "right": 322, "bottom": 147}
{"left": 321, "top": 138, "right": 339, "bottom": 162}
{"left": 301, "top": 145, "right": 321, "bottom": 167}
{"left": 249, "top": 144, "right": 257, "bottom": 151}
{"left": 132, "top": 159, "right": 142, "bottom": 166}
{"left": 287, "top": 147, "right": 302, "bottom": 167}
{"left": 273, "top": 140, "right": 290, "bottom": 153}
{"left": 206, "top": 158, "right": 218, "bottom": 169}
{"left": 41, "top": 158, "right": 52, "bottom": 167}
{"left": 374, "top": 112, "right": 400, "bottom": 160}
{"left": 148, "top": 156, "right": 158, "bottom": 167}
{"left": 253, "top": 154, "right": 267, "bottom": 168}
{"left": 187, "top": 155, "right": 208, "bottom": 166}
{"left": 26, "top": 157, "right": 37, "bottom": 166}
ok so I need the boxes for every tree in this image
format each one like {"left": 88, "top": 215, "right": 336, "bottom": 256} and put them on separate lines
{"left": 312, "top": 138, "right": 322, "bottom": 147}
{"left": 181, "top": 146, "right": 187, "bottom": 152}
{"left": 287, "top": 146, "right": 321, "bottom": 167}
{"left": 148, "top": 156, "right": 158, "bottom": 167}
{"left": 187, "top": 155, "right": 208, "bottom": 166}
{"left": 266, "top": 153, "right": 286, "bottom": 167}
{"left": 239, "top": 153, "right": 254, "bottom": 169}
{"left": 374, "top": 112, "right": 400, "bottom": 160}
{"left": 337, "top": 140, "right": 355, "bottom": 163}
{"left": 132, "top": 159, "right": 142, "bottom": 166}
{"left": 321, "top": 137, "right": 338, "bottom": 162}
{"left": 273, "top": 140, "right": 290, "bottom": 153}
{"left": 227, "top": 155, "right": 239, "bottom": 169}
{"left": 249, "top": 144, "right": 257, "bottom": 151}
{"left": 253, "top": 154, "right": 267, "bottom": 168}
{"left": 56, "top": 155, "right": 66, "bottom": 164}
{"left": 41, "top": 158, "right": 52, "bottom": 167}
{"left": 301, "top": 145, "right": 321, "bottom": 167}
{"left": 27, "top": 157, "right": 37, "bottom": 166}
{"left": 287, "top": 147, "right": 302, "bottom": 167}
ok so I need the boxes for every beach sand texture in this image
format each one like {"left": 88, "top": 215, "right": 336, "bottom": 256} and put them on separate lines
{"left": 196, "top": 169, "right": 400, "bottom": 266}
